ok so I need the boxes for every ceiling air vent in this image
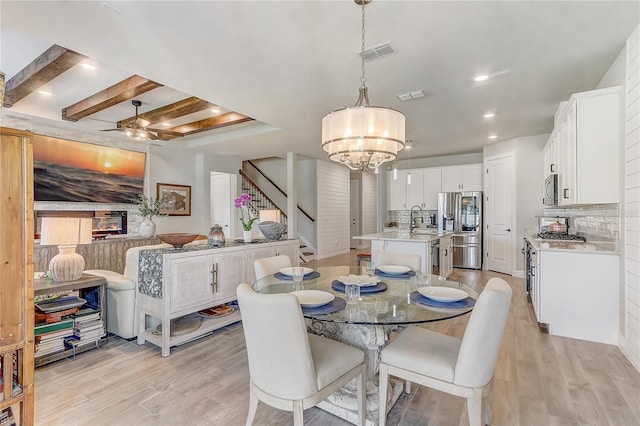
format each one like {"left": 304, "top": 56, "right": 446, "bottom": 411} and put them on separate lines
{"left": 358, "top": 41, "right": 394, "bottom": 60}
{"left": 398, "top": 90, "right": 426, "bottom": 101}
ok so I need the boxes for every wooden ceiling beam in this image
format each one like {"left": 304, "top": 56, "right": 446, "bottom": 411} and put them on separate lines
{"left": 118, "top": 96, "right": 213, "bottom": 128}
{"left": 62, "top": 75, "right": 162, "bottom": 122}
{"left": 162, "top": 112, "right": 254, "bottom": 139}
{"left": 3, "top": 45, "right": 87, "bottom": 108}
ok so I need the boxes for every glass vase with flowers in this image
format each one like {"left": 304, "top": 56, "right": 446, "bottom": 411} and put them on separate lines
{"left": 235, "top": 193, "right": 257, "bottom": 242}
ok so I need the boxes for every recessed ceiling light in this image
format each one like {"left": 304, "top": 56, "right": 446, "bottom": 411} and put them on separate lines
{"left": 474, "top": 74, "right": 489, "bottom": 82}
{"left": 211, "top": 108, "right": 220, "bottom": 113}
{"left": 38, "top": 90, "right": 52, "bottom": 96}
{"left": 483, "top": 113, "right": 495, "bottom": 118}
{"left": 81, "top": 63, "right": 97, "bottom": 70}
{"left": 488, "top": 134, "right": 497, "bottom": 139}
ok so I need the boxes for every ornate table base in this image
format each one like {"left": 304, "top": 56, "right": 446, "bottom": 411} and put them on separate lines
{"left": 307, "top": 319, "right": 404, "bottom": 424}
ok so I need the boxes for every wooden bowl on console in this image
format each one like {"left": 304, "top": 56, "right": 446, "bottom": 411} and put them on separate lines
{"left": 157, "top": 233, "right": 199, "bottom": 249}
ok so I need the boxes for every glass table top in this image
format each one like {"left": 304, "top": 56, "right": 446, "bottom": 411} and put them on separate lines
{"left": 252, "top": 266, "right": 479, "bottom": 326}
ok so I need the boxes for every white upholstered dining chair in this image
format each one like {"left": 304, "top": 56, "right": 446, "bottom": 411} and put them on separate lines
{"left": 376, "top": 252, "right": 422, "bottom": 272}
{"left": 236, "top": 283, "right": 366, "bottom": 426}
{"left": 253, "top": 255, "right": 292, "bottom": 281}
{"left": 378, "top": 277, "right": 512, "bottom": 426}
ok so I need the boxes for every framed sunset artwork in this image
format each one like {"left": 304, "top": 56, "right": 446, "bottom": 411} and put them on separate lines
{"left": 33, "top": 135, "right": 146, "bottom": 203}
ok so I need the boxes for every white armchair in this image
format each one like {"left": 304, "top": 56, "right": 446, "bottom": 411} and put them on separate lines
{"left": 236, "top": 283, "right": 366, "bottom": 426}
{"left": 253, "top": 255, "right": 292, "bottom": 281}
{"left": 376, "top": 252, "right": 422, "bottom": 272}
{"left": 378, "top": 277, "right": 512, "bottom": 426}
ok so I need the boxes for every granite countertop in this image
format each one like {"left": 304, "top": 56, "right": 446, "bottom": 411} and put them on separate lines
{"left": 353, "top": 231, "right": 451, "bottom": 243}
{"left": 526, "top": 235, "right": 619, "bottom": 255}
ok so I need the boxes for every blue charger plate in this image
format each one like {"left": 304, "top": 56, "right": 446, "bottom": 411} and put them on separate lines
{"left": 331, "top": 280, "right": 388, "bottom": 294}
{"left": 301, "top": 297, "right": 346, "bottom": 315}
{"left": 409, "top": 291, "right": 476, "bottom": 309}
{"left": 375, "top": 269, "right": 416, "bottom": 279}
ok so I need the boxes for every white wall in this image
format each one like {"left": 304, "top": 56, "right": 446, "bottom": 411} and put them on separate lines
{"left": 622, "top": 25, "right": 640, "bottom": 371}
{"left": 484, "top": 134, "right": 547, "bottom": 273}
{"left": 316, "top": 160, "right": 350, "bottom": 259}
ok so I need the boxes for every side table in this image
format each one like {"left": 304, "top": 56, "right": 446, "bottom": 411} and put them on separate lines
{"left": 34, "top": 273, "right": 107, "bottom": 366}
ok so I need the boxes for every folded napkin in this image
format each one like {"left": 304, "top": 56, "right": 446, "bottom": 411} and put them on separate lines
{"left": 375, "top": 269, "right": 416, "bottom": 279}
{"left": 331, "top": 280, "right": 388, "bottom": 294}
{"left": 273, "top": 271, "right": 321, "bottom": 281}
{"left": 301, "top": 297, "right": 346, "bottom": 315}
{"left": 409, "top": 291, "right": 476, "bottom": 309}
{"left": 337, "top": 274, "right": 379, "bottom": 286}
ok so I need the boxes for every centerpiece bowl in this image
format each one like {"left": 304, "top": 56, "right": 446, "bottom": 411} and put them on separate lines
{"left": 258, "top": 221, "right": 287, "bottom": 241}
{"left": 157, "top": 233, "right": 199, "bottom": 249}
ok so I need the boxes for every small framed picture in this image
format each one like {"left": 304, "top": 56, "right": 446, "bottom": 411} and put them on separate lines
{"left": 157, "top": 183, "right": 191, "bottom": 216}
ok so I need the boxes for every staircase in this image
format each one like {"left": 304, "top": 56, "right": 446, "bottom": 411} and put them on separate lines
{"left": 239, "top": 169, "right": 315, "bottom": 262}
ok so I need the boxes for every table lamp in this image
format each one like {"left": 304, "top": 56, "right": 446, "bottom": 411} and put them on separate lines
{"left": 259, "top": 209, "right": 281, "bottom": 223}
{"left": 40, "top": 217, "right": 92, "bottom": 281}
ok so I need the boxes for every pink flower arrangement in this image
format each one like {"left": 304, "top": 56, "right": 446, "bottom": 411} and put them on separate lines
{"left": 235, "top": 193, "right": 257, "bottom": 231}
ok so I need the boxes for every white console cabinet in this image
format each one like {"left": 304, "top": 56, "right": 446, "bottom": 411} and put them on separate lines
{"left": 137, "top": 239, "right": 299, "bottom": 356}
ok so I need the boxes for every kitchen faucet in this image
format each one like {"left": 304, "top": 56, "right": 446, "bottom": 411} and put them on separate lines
{"left": 410, "top": 205, "right": 423, "bottom": 233}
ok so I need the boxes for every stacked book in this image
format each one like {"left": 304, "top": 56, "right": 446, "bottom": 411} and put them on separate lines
{"left": 66, "top": 308, "right": 104, "bottom": 346}
{"left": 34, "top": 319, "right": 75, "bottom": 357}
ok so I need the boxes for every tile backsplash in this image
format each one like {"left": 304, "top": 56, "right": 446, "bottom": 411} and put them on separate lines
{"left": 544, "top": 204, "right": 619, "bottom": 242}
{"left": 386, "top": 210, "right": 438, "bottom": 231}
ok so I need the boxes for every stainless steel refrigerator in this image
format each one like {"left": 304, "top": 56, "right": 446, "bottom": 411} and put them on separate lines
{"left": 437, "top": 192, "right": 482, "bottom": 269}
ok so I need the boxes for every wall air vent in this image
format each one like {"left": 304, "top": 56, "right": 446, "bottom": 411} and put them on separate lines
{"left": 357, "top": 41, "right": 394, "bottom": 60}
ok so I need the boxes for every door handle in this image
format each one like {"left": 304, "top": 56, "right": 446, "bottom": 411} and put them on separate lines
{"left": 504, "top": 228, "right": 511, "bottom": 232}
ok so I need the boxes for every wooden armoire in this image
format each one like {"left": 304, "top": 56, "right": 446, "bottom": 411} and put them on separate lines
{"left": 0, "top": 127, "right": 35, "bottom": 425}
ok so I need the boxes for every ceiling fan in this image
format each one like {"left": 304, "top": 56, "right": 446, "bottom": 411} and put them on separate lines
{"left": 101, "top": 100, "right": 184, "bottom": 141}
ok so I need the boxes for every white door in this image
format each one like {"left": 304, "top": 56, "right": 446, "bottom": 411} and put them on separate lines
{"left": 350, "top": 180, "right": 359, "bottom": 249}
{"left": 210, "top": 172, "right": 237, "bottom": 239}
{"left": 485, "top": 153, "right": 514, "bottom": 274}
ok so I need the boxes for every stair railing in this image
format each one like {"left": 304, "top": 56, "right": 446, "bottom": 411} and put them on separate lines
{"left": 239, "top": 171, "right": 288, "bottom": 228}
{"left": 244, "top": 160, "right": 316, "bottom": 223}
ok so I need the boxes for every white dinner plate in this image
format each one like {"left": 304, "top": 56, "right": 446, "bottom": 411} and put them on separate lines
{"left": 378, "top": 265, "right": 411, "bottom": 275}
{"left": 279, "top": 267, "right": 314, "bottom": 276}
{"left": 418, "top": 287, "right": 469, "bottom": 303}
{"left": 291, "top": 290, "right": 335, "bottom": 308}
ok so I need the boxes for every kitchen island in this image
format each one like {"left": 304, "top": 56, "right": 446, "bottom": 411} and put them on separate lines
{"left": 353, "top": 230, "right": 453, "bottom": 276}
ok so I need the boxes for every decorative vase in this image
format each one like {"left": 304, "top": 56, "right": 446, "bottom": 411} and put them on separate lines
{"left": 139, "top": 218, "right": 156, "bottom": 238}
{"left": 243, "top": 229, "right": 253, "bottom": 243}
{"left": 208, "top": 224, "right": 226, "bottom": 247}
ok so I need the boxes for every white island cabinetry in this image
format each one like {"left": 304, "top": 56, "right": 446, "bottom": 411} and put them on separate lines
{"left": 137, "top": 239, "right": 299, "bottom": 356}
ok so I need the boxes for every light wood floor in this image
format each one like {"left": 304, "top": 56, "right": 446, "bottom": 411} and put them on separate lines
{"left": 34, "top": 250, "right": 640, "bottom": 426}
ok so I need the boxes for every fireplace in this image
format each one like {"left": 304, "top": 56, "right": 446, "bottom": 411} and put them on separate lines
{"left": 35, "top": 210, "right": 127, "bottom": 240}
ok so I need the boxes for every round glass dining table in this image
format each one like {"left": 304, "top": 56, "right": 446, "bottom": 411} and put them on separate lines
{"left": 252, "top": 265, "right": 479, "bottom": 424}
{"left": 252, "top": 265, "right": 479, "bottom": 325}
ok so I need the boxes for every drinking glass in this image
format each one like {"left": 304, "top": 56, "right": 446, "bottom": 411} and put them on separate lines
{"left": 363, "top": 261, "right": 376, "bottom": 275}
{"left": 416, "top": 272, "right": 430, "bottom": 288}
{"left": 345, "top": 284, "right": 360, "bottom": 304}
{"left": 292, "top": 267, "right": 304, "bottom": 291}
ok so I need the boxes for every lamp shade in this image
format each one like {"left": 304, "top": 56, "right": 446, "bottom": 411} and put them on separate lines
{"left": 322, "top": 105, "right": 405, "bottom": 170}
{"left": 259, "top": 209, "right": 282, "bottom": 223}
{"left": 40, "top": 217, "right": 92, "bottom": 246}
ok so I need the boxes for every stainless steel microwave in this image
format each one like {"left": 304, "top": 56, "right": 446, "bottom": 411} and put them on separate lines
{"left": 543, "top": 174, "right": 558, "bottom": 206}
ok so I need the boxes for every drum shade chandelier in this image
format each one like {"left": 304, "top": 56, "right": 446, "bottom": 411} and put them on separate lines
{"left": 321, "top": 0, "right": 405, "bottom": 171}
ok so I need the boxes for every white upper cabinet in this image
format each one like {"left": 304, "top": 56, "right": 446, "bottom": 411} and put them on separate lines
{"left": 441, "top": 164, "right": 483, "bottom": 192}
{"left": 406, "top": 169, "right": 425, "bottom": 208}
{"left": 423, "top": 168, "right": 442, "bottom": 210}
{"left": 388, "top": 170, "right": 408, "bottom": 210}
{"left": 553, "top": 86, "right": 620, "bottom": 206}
